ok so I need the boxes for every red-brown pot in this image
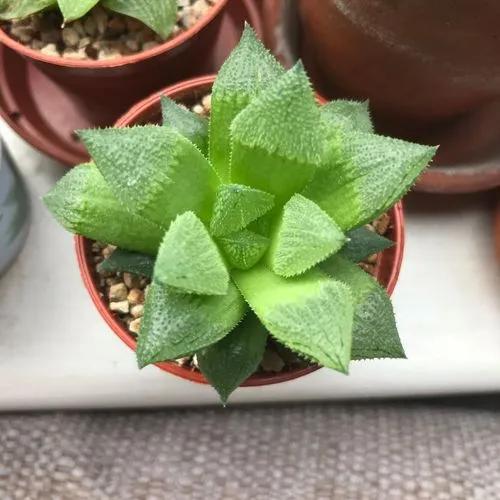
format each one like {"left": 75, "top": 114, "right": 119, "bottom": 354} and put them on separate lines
{"left": 296, "top": 0, "right": 500, "bottom": 193}
{"left": 495, "top": 198, "right": 500, "bottom": 263}
{"left": 0, "top": 1, "right": 229, "bottom": 126}
{"left": 75, "top": 75, "right": 405, "bottom": 387}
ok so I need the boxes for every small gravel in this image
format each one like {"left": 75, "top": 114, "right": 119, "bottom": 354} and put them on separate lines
{"left": 3, "top": 0, "right": 220, "bottom": 60}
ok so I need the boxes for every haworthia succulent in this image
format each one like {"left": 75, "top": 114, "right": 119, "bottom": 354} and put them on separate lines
{"left": 340, "top": 226, "right": 394, "bottom": 263}
{"left": 80, "top": 126, "right": 219, "bottom": 229}
{"left": 233, "top": 264, "right": 354, "bottom": 373}
{"left": 197, "top": 313, "right": 268, "bottom": 404}
{"left": 137, "top": 279, "right": 246, "bottom": 367}
{"left": 154, "top": 212, "right": 229, "bottom": 296}
{"left": 217, "top": 229, "right": 269, "bottom": 270}
{"left": 98, "top": 249, "right": 155, "bottom": 278}
{"left": 58, "top": 0, "right": 98, "bottom": 21}
{"left": 321, "top": 256, "right": 405, "bottom": 360}
{"left": 303, "top": 130, "right": 437, "bottom": 230}
{"left": 0, "top": 0, "right": 55, "bottom": 20}
{"left": 161, "top": 96, "right": 209, "bottom": 155}
{"left": 102, "top": 0, "right": 177, "bottom": 39}
{"left": 269, "top": 194, "right": 347, "bottom": 278}
{"left": 210, "top": 184, "right": 275, "bottom": 237}
{"left": 43, "top": 163, "right": 164, "bottom": 255}
{"left": 230, "top": 63, "right": 327, "bottom": 204}
{"left": 209, "top": 24, "right": 284, "bottom": 181}
{"left": 322, "top": 100, "right": 374, "bottom": 134}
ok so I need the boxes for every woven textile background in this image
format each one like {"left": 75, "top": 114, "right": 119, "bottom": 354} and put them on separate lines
{"left": 1, "top": 401, "right": 500, "bottom": 499}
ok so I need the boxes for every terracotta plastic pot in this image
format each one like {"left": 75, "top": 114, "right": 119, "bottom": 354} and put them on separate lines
{"left": 0, "top": 0, "right": 263, "bottom": 167}
{"left": 0, "top": 0, "right": 229, "bottom": 126}
{"left": 75, "top": 75, "right": 405, "bottom": 387}
{"left": 495, "top": 198, "right": 500, "bottom": 263}
{"left": 296, "top": 0, "right": 500, "bottom": 193}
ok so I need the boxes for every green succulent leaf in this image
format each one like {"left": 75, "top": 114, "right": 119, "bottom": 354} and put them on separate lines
{"left": 269, "top": 194, "right": 346, "bottom": 278}
{"left": 161, "top": 96, "right": 208, "bottom": 155}
{"left": 154, "top": 211, "right": 229, "bottom": 295}
{"left": 209, "top": 24, "right": 284, "bottom": 181}
{"left": 137, "top": 279, "right": 247, "bottom": 366}
{"left": 218, "top": 229, "right": 269, "bottom": 271}
{"left": 233, "top": 264, "right": 353, "bottom": 373}
{"left": 197, "top": 313, "right": 268, "bottom": 404}
{"left": 43, "top": 163, "right": 164, "bottom": 255}
{"left": 340, "top": 226, "right": 394, "bottom": 263}
{"left": 58, "top": 0, "right": 98, "bottom": 21}
{"left": 102, "top": 0, "right": 177, "bottom": 39}
{"left": 303, "top": 130, "right": 437, "bottom": 230}
{"left": 210, "top": 184, "right": 274, "bottom": 237}
{"left": 80, "top": 126, "right": 219, "bottom": 228}
{"left": 322, "top": 256, "right": 405, "bottom": 360}
{"left": 322, "top": 100, "right": 374, "bottom": 133}
{"left": 0, "top": 0, "right": 55, "bottom": 20}
{"left": 231, "top": 63, "right": 326, "bottom": 204}
{"left": 98, "top": 249, "right": 155, "bottom": 278}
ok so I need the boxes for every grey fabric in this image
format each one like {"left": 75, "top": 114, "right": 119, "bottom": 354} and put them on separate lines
{"left": 1, "top": 401, "right": 500, "bottom": 500}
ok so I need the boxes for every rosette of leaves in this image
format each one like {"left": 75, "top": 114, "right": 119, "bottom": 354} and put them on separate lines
{"left": 44, "top": 26, "right": 437, "bottom": 404}
{"left": 0, "top": 0, "right": 178, "bottom": 39}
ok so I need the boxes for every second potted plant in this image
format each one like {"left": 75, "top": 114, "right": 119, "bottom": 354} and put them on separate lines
{"left": 44, "top": 26, "right": 436, "bottom": 403}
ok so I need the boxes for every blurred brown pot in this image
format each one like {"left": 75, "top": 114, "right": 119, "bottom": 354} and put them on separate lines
{"left": 297, "top": 0, "right": 500, "bottom": 185}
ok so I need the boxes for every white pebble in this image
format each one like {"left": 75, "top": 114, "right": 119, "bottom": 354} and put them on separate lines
{"left": 129, "top": 318, "right": 141, "bottom": 334}
{"left": 110, "top": 301, "right": 130, "bottom": 314}
{"left": 131, "top": 304, "right": 144, "bottom": 319}
{"left": 109, "top": 283, "right": 128, "bottom": 301}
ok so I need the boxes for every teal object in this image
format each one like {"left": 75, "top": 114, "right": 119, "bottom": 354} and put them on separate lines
{"left": 0, "top": 141, "right": 29, "bottom": 276}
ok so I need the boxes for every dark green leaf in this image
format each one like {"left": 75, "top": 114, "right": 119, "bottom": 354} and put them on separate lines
{"left": 58, "top": 0, "right": 98, "bottom": 21}
{"left": 210, "top": 184, "right": 274, "bottom": 237}
{"left": 209, "top": 24, "right": 284, "bottom": 181}
{"left": 340, "top": 226, "right": 394, "bottom": 263}
{"left": 137, "top": 279, "right": 247, "bottom": 366}
{"left": 102, "top": 0, "right": 177, "bottom": 39}
{"left": 303, "top": 130, "right": 436, "bottom": 230}
{"left": 98, "top": 249, "right": 155, "bottom": 278}
{"left": 197, "top": 313, "right": 268, "bottom": 404}
{"left": 233, "top": 264, "right": 354, "bottom": 373}
{"left": 321, "top": 256, "right": 405, "bottom": 360}
{"left": 80, "top": 125, "right": 219, "bottom": 228}
{"left": 217, "top": 229, "right": 269, "bottom": 270}
{"left": 43, "top": 163, "right": 164, "bottom": 255}
{"left": 269, "top": 194, "right": 346, "bottom": 277}
{"left": 231, "top": 63, "right": 326, "bottom": 205}
{"left": 0, "top": 0, "right": 55, "bottom": 19}
{"left": 322, "top": 100, "right": 374, "bottom": 133}
{"left": 154, "top": 212, "right": 229, "bottom": 296}
{"left": 161, "top": 96, "right": 208, "bottom": 155}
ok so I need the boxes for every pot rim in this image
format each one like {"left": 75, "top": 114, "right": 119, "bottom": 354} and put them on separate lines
{"left": 75, "top": 75, "right": 406, "bottom": 387}
{"left": 0, "top": 0, "right": 229, "bottom": 69}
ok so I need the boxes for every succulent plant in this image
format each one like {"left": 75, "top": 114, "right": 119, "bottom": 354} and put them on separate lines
{"left": 0, "top": 0, "right": 178, "bottom": 38}
{"left": 44, "top": 26, "right": 436, "bottom": 403}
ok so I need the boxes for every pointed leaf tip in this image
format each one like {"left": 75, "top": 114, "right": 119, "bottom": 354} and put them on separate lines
{"left": 270, "top": 194, "right": 347, "bottom": 277}
{"left": 154, "top": 211, "right": 229, "bottom": 296}
{"left": 210, "top": 184, "right": 275, "bottom": 237}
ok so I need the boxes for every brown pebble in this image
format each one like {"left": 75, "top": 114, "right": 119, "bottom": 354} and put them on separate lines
{"left": 374, "top": 214, "right": 390, "bottom": 235}
{"left": 123, "top": 272, "right": 141, "bottom": 289}
{"left": 127, "top": 288, "right": 144, "bottom": 306}
{"left": 261, "top": 350, "right": 285, "bottom": 373}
